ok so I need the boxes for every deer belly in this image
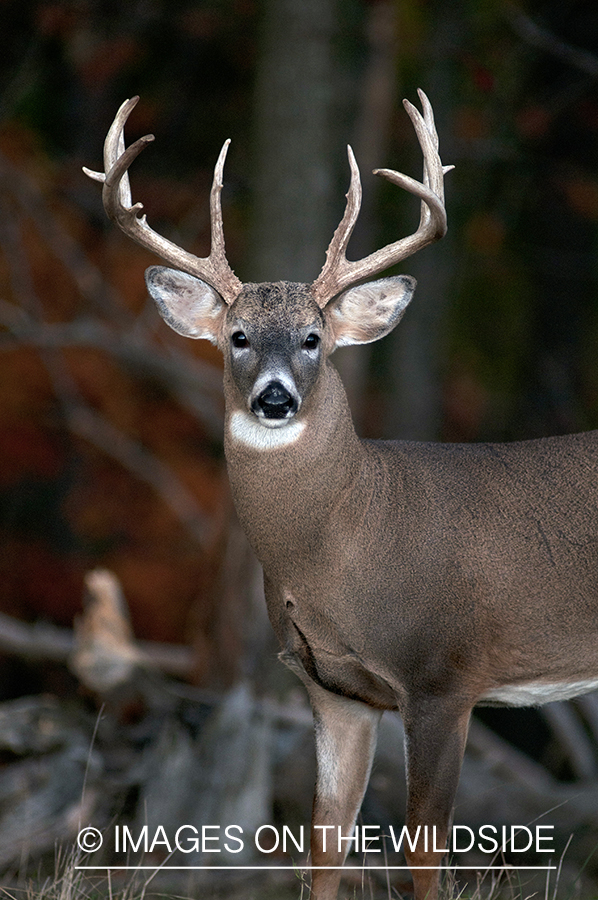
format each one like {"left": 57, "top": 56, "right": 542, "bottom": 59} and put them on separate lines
{"left": 479, "top": 677, "right": 598, "bottom": 707}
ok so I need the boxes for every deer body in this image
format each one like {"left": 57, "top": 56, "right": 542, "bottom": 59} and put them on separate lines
{"left": 86, "top": 93, "right": 598, "bottom": 900}
{"left": 221, "top": 280, "right": 598, "bottom": 900}
{"left": 232, "top": 417, "right": 598, "bottom": 710}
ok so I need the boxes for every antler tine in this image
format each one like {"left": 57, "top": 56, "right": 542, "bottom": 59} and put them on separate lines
{"left": 318, "top": 145, "right": 362, "bottom": 287}
{"left": 310, "top": 90, "right": 453, "bottom": 308}
{"left": 83, "top": 98, "right": 243, "bottom": 306}
{"left": 209, "top": 139, "right": 233, "bottom": 266}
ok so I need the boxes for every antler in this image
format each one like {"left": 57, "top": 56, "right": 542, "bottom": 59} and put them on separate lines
{"left": 310, "top": 89, "right": 453, "bottom": 308}
{"left": 83, "top": 97, "right": 243, "bottom": 305}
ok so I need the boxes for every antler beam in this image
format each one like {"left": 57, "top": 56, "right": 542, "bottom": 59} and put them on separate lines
{"left": 83, "top": 97, "right": 242, "bottom": 305}
{"left": 310, "top": 89, "right": 453, "bottom": 308}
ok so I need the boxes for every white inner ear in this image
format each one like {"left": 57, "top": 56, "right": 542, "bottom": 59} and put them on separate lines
{"left": 330, "top": 275, "right": 416, "bottom": 348}
{"left": 145, "top": 266, "right": 225, "bottom": 344}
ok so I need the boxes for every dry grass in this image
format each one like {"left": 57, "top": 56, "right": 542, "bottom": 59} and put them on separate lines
{"left": 1, "top": 837, "right": 596, "bottom": 900}
{"left": 0, "top": 848, "right": 149, "bottom": 900}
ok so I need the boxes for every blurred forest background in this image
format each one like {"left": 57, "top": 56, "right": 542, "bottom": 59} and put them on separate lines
{"left": 2, "top": 0, "right": 598, "bottom": 897}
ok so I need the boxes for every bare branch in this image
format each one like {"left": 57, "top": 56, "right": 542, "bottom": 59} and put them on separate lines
{"left": 575, "top": 692, "right": 598, "bottom": 746}
{"left": 68, "top": 405, "right": 214, "bottom": 544}
{"left": 0, "top": 610, "right": 193, "bottom": 677}
{"left": 0, "top": 192, "right": 217, "bottom": 547}
{"left": 0, "top": 606, "right": 312, "bottom": 724}
{"left": 542, "top": 701, "right": 598, "bottom": 780}
{"left": 0, "top": 151, "right": 130, "bottom": 325}
{"left": 0, "top": 310, "right": 224, "bottom": 438}
{"left": 505, "top": 3, "right": 598, "bottom": 79}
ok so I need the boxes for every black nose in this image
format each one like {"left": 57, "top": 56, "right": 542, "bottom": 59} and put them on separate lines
{"left": 254, "top": 381, "right": 297, "bottom": 419}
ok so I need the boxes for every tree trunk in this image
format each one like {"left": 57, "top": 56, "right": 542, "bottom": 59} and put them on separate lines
{"left": 247, "top": 0, "right": 342, "bottom": 283}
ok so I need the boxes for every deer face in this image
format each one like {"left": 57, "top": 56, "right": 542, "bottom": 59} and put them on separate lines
{"left": 147, "top": 266, "right": 417, "bottom": 450}
{"left": 224, "top": 282, "right": 325, "bottom": 428}
{"left": 146, "top": 267, "right": 416, "bottom": 434}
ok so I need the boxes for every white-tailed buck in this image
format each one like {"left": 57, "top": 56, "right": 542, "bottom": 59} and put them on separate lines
{"left": 85, "top": 93, "right": 598, "bottom": 900}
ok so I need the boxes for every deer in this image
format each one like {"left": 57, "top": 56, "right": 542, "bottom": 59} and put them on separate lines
{"left": 84, "top": 92, "right": 598, "bottom": 900}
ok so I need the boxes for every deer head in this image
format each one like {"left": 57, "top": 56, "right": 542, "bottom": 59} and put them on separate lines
{"left": 84, "top": 92, "right": 451, "bottom": 443}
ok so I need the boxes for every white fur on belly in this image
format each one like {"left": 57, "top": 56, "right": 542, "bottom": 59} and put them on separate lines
{"left": 228, "top": 411, "right": 305, "bottom": 450}
{"left": 481, "top": 678, "right": 598, "bottom": 707}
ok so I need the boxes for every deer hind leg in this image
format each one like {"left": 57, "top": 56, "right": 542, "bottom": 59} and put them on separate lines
{"left": 402, "top": 698, "right": 472, "bottom": 900}
{"left": 304, "top": 678, "right": 382, "bottom": 900}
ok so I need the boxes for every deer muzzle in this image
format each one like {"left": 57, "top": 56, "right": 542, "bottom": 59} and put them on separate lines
{"left": 252, "top": 380, "right": 299, "bottom": 423}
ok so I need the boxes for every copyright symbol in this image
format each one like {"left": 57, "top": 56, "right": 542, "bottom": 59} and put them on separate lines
{"left": 77, "top": 826, "right": 103, "bottom": 852}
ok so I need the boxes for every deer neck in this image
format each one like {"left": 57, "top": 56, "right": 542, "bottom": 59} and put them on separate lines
{"left": 223, "top": 361, "right": 365, "bottom": 566}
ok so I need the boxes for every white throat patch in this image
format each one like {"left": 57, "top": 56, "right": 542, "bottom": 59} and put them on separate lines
{"left": 228, "top": 410, "right": 305, "bottom": 450}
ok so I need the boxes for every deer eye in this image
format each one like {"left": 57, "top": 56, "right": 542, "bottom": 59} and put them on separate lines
{"left": 302, "top": 333, "right": 320, "bottom": 351}
{"left": 232, "top": 331, "right": 249, "bottom": 348}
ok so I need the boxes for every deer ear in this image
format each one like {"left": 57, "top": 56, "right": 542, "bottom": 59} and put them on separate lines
{"left": 328, "top": 275, "right": 416, "bottom": 348}
{"left": 145, "top": 266, "right": 226, "bottom": 344}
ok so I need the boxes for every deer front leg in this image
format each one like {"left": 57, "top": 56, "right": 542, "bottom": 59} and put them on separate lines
{"left": 305, "top": 679, "right": 382, "bottom": 900}
{"left": 402, "top": 698, "right": 472, "bottom": 900}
